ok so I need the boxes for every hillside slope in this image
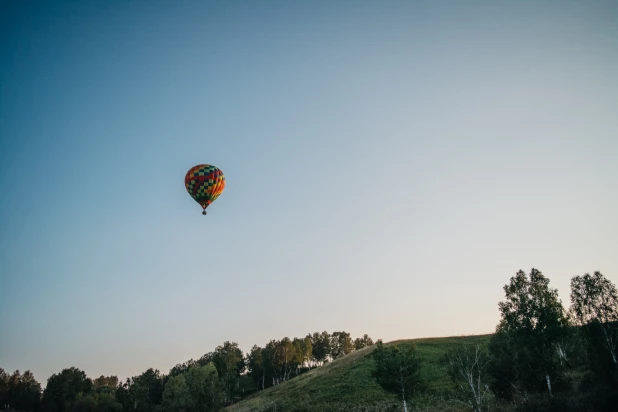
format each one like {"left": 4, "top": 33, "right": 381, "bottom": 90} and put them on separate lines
{"left": 227, "top": 334, "right": 492, "bottom": 412}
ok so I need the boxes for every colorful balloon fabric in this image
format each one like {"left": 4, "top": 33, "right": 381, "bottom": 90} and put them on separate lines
{"left": 185, "top": 164, "right": 226, "bottom": 214}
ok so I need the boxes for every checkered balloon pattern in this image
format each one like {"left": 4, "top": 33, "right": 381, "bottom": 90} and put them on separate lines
{"left": 184, "top": 164, "right": 226, "bottom": 210}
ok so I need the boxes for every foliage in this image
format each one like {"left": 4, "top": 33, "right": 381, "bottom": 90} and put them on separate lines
{"left": 331, "top": 332, "right": 354, "bottom": 359}
{"left": 442, "top": 345, "right": 491, "bottom": 412}
{"left": 117, "top": 368, "right": 164, "bottom": 412}
{"left": 489, "top": 268, "right": 570, "bottom": 398}
{"left": 0, "top": 368, "right": 42, "bottom": 412}
{"left": 185, "top": 363, "right": 224, "bottom": 412}
{"left": 247, "top": 345, "right": 266, "bottom": 391}
{"left": 309, "top": 332, "right": 331, "bottom": 365}
{"left": 92, "top": 376, "right": 119, "bottom": 394}
{"left": 161, "top": 375, "right": 192, "bottom": 412}
{"left": 354, "top": 334, "right": 375, "bottom": 350}
{"left": 210, "top": 341, "right": 244, "bottom": 404}
{"left": 372, "top": 340, "right": 424, "bottom": 412}
{"left": 160, "top": 363, "right": 223, "bottom": 412}
{"left": 42, "top": 367, "right": 92, "bottom": 412}
{"left": 570, "top": 271, "right": 618, "bottom": 385}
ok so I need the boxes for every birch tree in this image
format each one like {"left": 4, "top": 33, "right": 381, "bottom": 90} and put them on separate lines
{"left": 263, "top": 341, "right": 278, "bottom": 386}
{"left": 444, "top": 345, "right": 491, "bottom": 412}
{"left": 291, "top": 338, "right": 305, "bottom": 375}
{"left": 275, "top": 338, "right": 295, "bottom": 382}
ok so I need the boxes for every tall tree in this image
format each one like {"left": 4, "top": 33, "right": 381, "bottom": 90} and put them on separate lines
{"left": 302, "top": 337, "right": 313, "bottom": 369}
{"left": 16, "top": 370, "right": 42, "bottom": 412}
{"left": 291, "top": 338, "right": 305, "bottom": 375}
{"left": 310, "top": 332, "right": 331, "bottom": 366}
{"left": 162, "top": 375, "right": 192, "bottom": 412}
{"left": 331, "top": 331, "right": 354, "bottom": 359}
{"left": 42, "top": 367, "right": 92, "bottom": 412}
{"left": 185, "top": 363, "right": 223, "bottom": 412}
{"left": 372, "top": 341, "right": 423, "bottom": 412}
{"left": 275, "top": 338, "right": 295, "bottom": 382}
{"left": 123, "top": 369, "right": 164, "bottom": 412}
{"left": 570, "top": 271, "right": 618, "bottom": 383}
{"left": 114, "top": 379, "right": 130, "bottom": 411}
{"left": 162, "top": 363, "right": 223, "bottom": 412}
{"left": 489, "top": 268, "right": 569, "bottom": 398}
{"left": 262, "top": 341, "right": 278, "bottom": 387}
{"left": 247, "top": 345, "right": 266, "bottom": 390}
{"left": 1, "top": 369, "right": 42, "bottom": 412}
{"left": 211, "top": 341, "right": 244, "bottom": 404}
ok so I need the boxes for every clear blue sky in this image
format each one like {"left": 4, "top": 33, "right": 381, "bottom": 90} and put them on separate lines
{"left": 1, "top": 0, "right": 617, "bottom": 386}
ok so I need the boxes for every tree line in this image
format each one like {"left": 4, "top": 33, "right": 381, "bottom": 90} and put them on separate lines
{"left": 0, "top": 331, "right": 374, "bottom": 412}
{"left": 3, "top": 269, "right": 617, "bottom": 412}
{"left": 370, "top": 270, "right": 618, "bottom": 412}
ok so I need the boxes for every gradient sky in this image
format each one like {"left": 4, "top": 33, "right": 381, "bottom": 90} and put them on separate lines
{"left": 1, "top": 0, "right": 617, "bottom": 387}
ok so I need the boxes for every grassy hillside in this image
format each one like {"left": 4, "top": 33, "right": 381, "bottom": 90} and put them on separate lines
{"left": 227, "top": 334, "right": 493, "bottom": 412}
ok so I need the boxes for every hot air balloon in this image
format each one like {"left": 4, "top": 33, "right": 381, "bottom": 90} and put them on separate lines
{"left": 185, "top": 164, "right": 226, "bottom": 215}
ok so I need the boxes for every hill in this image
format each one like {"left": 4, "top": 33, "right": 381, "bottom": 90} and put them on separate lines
{"left": 227, "top": 334, "right": 493, "bottom": 412}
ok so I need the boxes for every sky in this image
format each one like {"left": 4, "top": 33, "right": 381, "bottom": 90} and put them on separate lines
{"left": 1, "top": 0, "right": 617, "bottom": 386}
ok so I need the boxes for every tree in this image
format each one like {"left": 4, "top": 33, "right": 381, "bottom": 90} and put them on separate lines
{"left": 162, "top": 375, "right": 192, "bottom": 412}
{"left": 210, "top": 341, "right": 244, "bottom": 404}
{"left": 169, "top": 360, "right": 197, "bottom": 378}
{"left": 570, "top": 271, "right": 618, "bottom": 383}
{"left": 302, "top": 337, "right": 313, "bottom": 369}
{"left": 92, "top": 376, "right": 118, "bottom": 396}
{"left": 274, "top": 338, "right": 295, "bottom": 382}
{"left": 486, "top": 331, "right": 520, "bottom": 401}
{"left": 354, "top": 334, "right": 374, "bottom": 350}
{"left": 310, "top": 332, "right": 331, "bottom": 366}
{"left": 122, "top": 368, "right": 164, "bottom": 412}
{"left": 262, "top": 341, "right": 278, "bottom": 387}
{"left": 161, "top": 363, "right": 223, "bottom": 412}
{"left": 185, "top": 364, "right": 223, "bottom": 412}
{"left": 331, "top": 331, "right": 354, "bottom": 359}
{"left": 68, "top": 392, "right": 121, "bottom": 412}
{"left": 42, "top": 367, "right": 92, "bottom": 412}
{"left": 247, "top": 345, "right": 266, "bottom": 390}
{"left": 114, "top": 379, "right": 131, "bottom": 411}
{"left": 92, "top": 392, "right": 122, "bottom": 412}
{"left": 372, "top": 341, "right": 423, "bottom": 412}
{"left": 69, "top": 393, "right": 97, "bottom": 412}
{"left": 0, "top": 369, "right": 42, "bottom": 412}
{"left": 489, "top": 269, "right": 569, "bottom": 399}
{"left": 291, "top": 338, "right": 306, "bottom": 375}
{"left": 16, "top": 370, "right": 42, "bottom": 412}
{"left": 0, "top": 369, "right": 8, "bottom": 409}
{"left": 443, "top": 345, "right": 491, "bottom": 412}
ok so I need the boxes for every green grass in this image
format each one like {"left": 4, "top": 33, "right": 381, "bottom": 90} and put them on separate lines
{"left": 226, "top": 334, "right": 493, "bottom": 412}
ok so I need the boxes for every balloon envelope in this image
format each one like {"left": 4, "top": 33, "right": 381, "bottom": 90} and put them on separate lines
{"left": 185, "top": 164, "right": 226, "bottom": 212}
